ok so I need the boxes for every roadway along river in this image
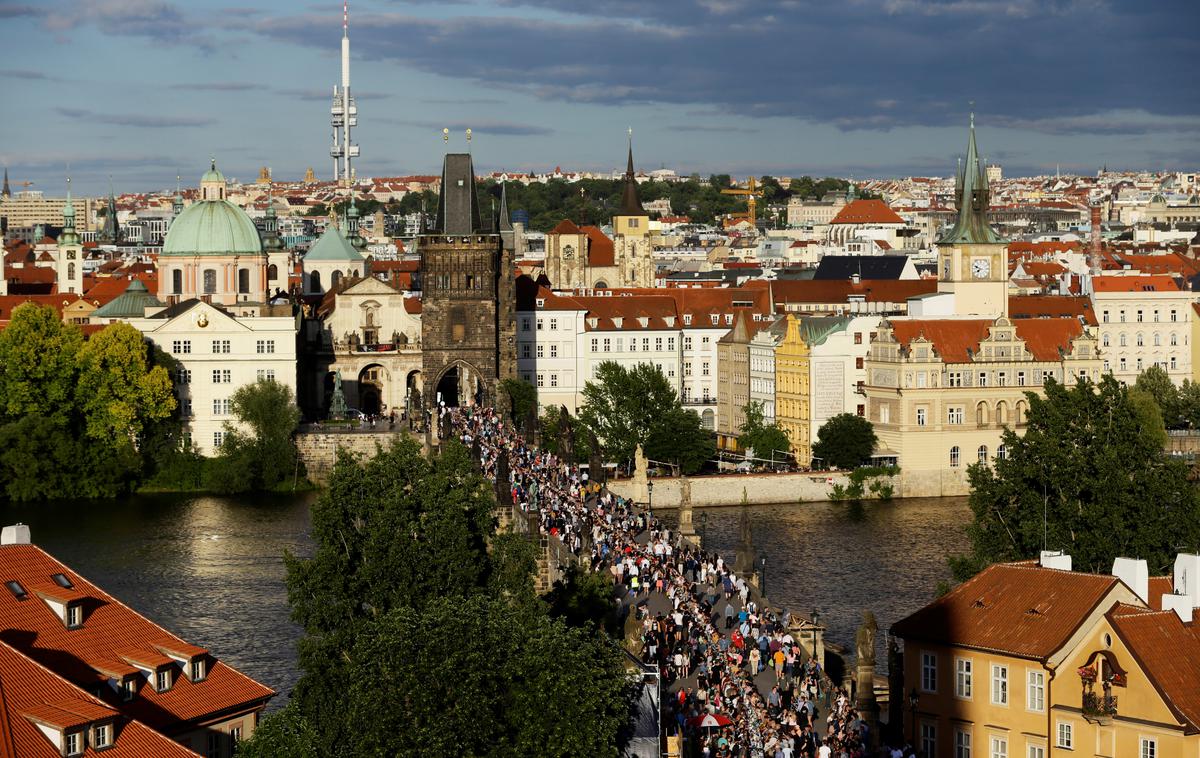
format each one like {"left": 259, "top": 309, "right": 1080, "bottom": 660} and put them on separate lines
{"left": 0, "top": 493, "right": 968, "bottom": 703}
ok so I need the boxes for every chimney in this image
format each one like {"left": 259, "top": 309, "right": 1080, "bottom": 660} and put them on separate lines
{"left": 1, "top": 523, "right": 31, "bottom": 545}
{"left": 1161, "top": 593, "right": 1193, "bottom": 623}
{"left": 1112, "top": 557, "right": 1150, "bottom": 604}
{"left": 850, "top": 272, "right": 861, "bottom": 285}
{"left": 1039, "top": 550, "right": 1072, "bottom": 571}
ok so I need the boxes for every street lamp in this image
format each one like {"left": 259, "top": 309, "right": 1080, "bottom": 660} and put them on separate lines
{"left": 700, "top": 511, "right": 708, "bottom": 548}
{"left": 646, "top": 480, "right": 654, "bottom": 523}
{"left": 908, "top": 688, "right": 920, "bottom": 747}
{"left": 758, "top": 552, "right": 768, "bottom": 599}
{"left": 810, "top": 608, "right": 820, "bottom": 665}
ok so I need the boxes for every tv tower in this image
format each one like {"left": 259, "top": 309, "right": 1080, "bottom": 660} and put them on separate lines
{"left": 330, "top": 0, "right": 359, "bottom": 186}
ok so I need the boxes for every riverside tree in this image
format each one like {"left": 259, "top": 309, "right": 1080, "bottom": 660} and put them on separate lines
{"left": 812, "top": 413, "right": 878, "bottom": 470}
{"left": 951, "top": 376, "right": 1200, "bottom": 580}
{"left": 737, "top": 401, "right": 791, "bottom": 464}
{"left": 241, "top": 438, "right": 634, "bottom": 756}
{"left": 208, "top": 379, "right": 302, "bottom": 492}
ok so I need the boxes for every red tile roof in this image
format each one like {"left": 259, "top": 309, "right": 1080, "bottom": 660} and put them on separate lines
{"left": 0, "top": 639, "right": 199, "bottom": 757}
{"left": 1008, "top": 295, "right": 1098, "bottom": 326}
{"left": 1020, "top": 262, "right": 1067, "bottom": 277}
{"left": 582, "top": 226, "right": 614, "bottom": 267}
{"left": 772, "top": 279, "right": 936, "bottom": 308}
{"left": 889, "top": 316, "right": 1085, "bottom": 362}
{"left": 892, "top": 563, "right": 1121, "bottom": 659}
{"left": 1014, "top": 317, "right": 1086, "bottom": 361}
{"left": 1108, "top": 604, "right": 1200, "bottom": 733}
{"left": 549, "top": 219, "right": 581, "bottom": 235}
{"left": 1092, "top": 275, "right": 1181, "bottom": 292}
{"left": 829, "top": 199, "right": 904, "bottom": 225}
{"left": 0, "top": 544, "right": 273, "bottom": 737}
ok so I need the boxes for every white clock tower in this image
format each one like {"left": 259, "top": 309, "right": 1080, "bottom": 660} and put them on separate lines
{"left": 936, "top": 113, "right": 1007, "bottom": 318}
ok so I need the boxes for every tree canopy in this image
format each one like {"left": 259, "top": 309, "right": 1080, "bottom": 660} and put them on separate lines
{"left": 243, "top": 438, "right": 635, "bottom": 756}
{"left": 812, "top": 413, "right": 878, "bottom": 470}
{"left": 208, "top": 379, "right": 302, "bottom": 493}
{"left": 737, "top": 402, "right": 792, "bottom": 464}
{"left": 951, "top": 376, "right": 1200, "bottom": 580}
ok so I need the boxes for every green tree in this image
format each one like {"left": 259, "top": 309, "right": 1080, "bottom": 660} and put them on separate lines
{"left": 578, "top": 361, "right": 678, "bottom": 464}
{"left": 951, "top": 377, "right": 1200, "bottom": 580}
{"left": 234, "top": 702, "right": 319, "bottom": 758}
{"left": 537, "top": 404, "right": 592, "bottom": 461}
{"left": 500, "top": 377, "right": 537, "bottom": 425}
{"left": 74, "top": 322, "right": 175, "bottom": 445}
{"left": 0, "top": 303, "right": 82, "bottom": 422}
{"left": 644, "top": 406, "right": 714, "bottom": 475}
{"left": 1135, "top": 365, "right": 1182, "bottom": 428}
{"left": 214, "top": 378, "right": 302, "bottom": 492}
{"left": 737, "top": 401, "right": 792, "bottom": 464}
{"left": 812, "top": 413, "right": 878, "bottom": 469}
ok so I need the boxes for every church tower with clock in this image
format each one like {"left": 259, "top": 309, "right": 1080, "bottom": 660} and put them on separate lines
{"left": 936, "top": 113, "right": 1007, "bottom": 317}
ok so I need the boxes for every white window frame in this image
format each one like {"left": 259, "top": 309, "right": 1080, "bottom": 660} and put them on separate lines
{"left": 921, "top": 651, "right": 937, "bottom": 693}
{"left": 921, "top": 721, "right": 937, "bottom": 757}
{"left": 1140, "top": 737, "right": 1156, "bottom": 758}
{"left": 1027, "top": 746, "right": 1044, "bottom": 758}
{"left": 1056, "top": 721, "right": 1072, "bottom": 749}
{"left": 156, "top": 668, "right": 172, "bottom": 692}
{"left": 66, "top": 604, "right": 81, "bottom": 628}
{"left": 990, "top": 736, "right": 1008, "bottom": 758}
{"left": 1026, "top": 669, "right": 1044, "bottom": 712}
{"left": 66, "top": 731, "right": 83, "bottom": 756}
{"left": 93, "top": 723, "right": 112, "bottom": 748}
{"left": 955, "top": 657, "right": 973, "bottom": 699}
{"left": 991, "top": 664, "right": 1008, "bottom": 705}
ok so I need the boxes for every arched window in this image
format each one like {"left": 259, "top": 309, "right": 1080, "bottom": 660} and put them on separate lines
{"left": 237, "top": 268, "right": 250, "bottom": 294}
{"left": 172, "top": 269, "right": 183, "bottom": 294}
{"left": 950, "top": 446, "right": 960, "bottom": 467}
{"left": 1136, "top": 333, "right": 1144, "bottom": 347}
{"left": 1102, "top": 334, "right": 1110, "bottom": 347}
{"left": 976, "top": 401, "right": 988, "bottom": 426}
{"left": 978, "top": 445, "right": 988, "bottom": 464}
{"left": 701, "top": 409, "right": 715, "bottom": 431}
{"left": 309, "top": 270, "right": 322, "bottom": 293}
{"left": 1119, "top": 334, "right": 1127, "bottom": 347}
{"left": 1171, "top": 333, "right": 1178, "bottom": 346}
{"left": 1153, "top": 333, "right": 1161, "bottom": 347}
{"left": 996, "top": 401, "right": 1009, "bottom": 425}
{"left": 331, "top": 270, "right": 342, "bottom": 290}
{"left": 67, "top": 262, "right": 75, "bottom": 281}
{"left": 203, "top": 269, "right": 217, "bottom": 294}
{"left": 997, "top": 443, "right": 1007, "bottom": 461}
{"left": 268, "top": 263, "right": 278, "bottom": 282}
{"left": 1015, "top": 400, "right": 1027, "bottom": 426}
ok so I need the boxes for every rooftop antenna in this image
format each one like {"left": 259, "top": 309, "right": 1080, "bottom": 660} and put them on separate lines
{"left": 466, "top": 127, "right": 472, "bottom": 155}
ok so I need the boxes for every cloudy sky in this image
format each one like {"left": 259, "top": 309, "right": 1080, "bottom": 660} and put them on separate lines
{"left": 1, "top": 0, "right": 1197, "bottom": 195}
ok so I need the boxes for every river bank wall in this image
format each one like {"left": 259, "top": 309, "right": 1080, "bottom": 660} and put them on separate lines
{"left": 294, "top": 431, "right": 422, "bottom": 483}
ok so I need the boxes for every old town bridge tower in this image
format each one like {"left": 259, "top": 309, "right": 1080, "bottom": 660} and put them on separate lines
{"left": 419, "top": 152, "right": 516, "bottom": 413}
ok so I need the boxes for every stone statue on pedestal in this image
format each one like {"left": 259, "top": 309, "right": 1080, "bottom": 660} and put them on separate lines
{"left": 329, "top": 371, "right": 347, "bottom": 420}
{"left": 632, "top": 443, "right": 649, "bottom": 504}
{"left": 734, "top": 488, "right": 756, "bottom": 578}
{"left": 679, "top": 476, "right": 697, "bottom": 542}
{"left": 559, "top": 405, "right": 576, "bottom": 464}
{"left": 855, "top": 610, "right": 882, "bottom": 747}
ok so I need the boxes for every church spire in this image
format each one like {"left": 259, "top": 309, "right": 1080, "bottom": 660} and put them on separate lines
{"left": 938, "top": 109, "right": 1003, "bottom": 245}
{"left": 2, "top": 167, "right": 9, "bottom": 198}
{"left": 618, "top": 128, "right": 644, "bottom": 216}
{"left": 263, "top": 168, "right": 283, "bottom": 251}
{"left": 59, "top": 175, "right": 80, "bottom": 246}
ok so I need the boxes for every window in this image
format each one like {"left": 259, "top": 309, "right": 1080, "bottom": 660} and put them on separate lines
{"left": 1171, "top": 333, "right": 1178, "bottom": 346}
{"left": 1027, "top": 670, "right": 1044, "bottom": 711}
{"left": 922, "top": 723, "right": 937, "bottom": 757}
{"left": 1027, "top": 747, "right": 1044, "bottom": 758}
{"left": 1171, "top": 356, "right": 1177, "bottom": 370}
{"left": 536, "top": 344, "right": 544, "bottom": 358}
{"left": 948, "top": 371, "right": 963, "bottom": 387}
{"left": 214, "top": 431, "right": 224, "bottom": 448}
{"left": 213, "top": 398, "right": 231, "bottom": 415}
{"left": 550, "top": 345, "right": 558, "bottom": 358}
{"left": 230, "top": 726, "right": 243, "bottom": 743}
{"left": 955, "top": 658, "right": 973, "bottom": 698}
{"left": 156, "top": 669, "right": 172, "bottom": 692}
{"left": 212, "top": 339, "right": 230, "bottom": 353}
{"left": 93, "top": 723, "right": 112, "bottom": 748}
{"left": 602, "top": 338, "right": 611, "bottom": 353}
{"left": 172, "top": 340, "right": 192, "bottom": 354}
{"left": 978, "top": 371, "right": 988, "bottom": 387}
{"left": 550, "top": 374, "right": 558, "bottom": 387}
{"left": 1137, "top": 358, "right": 1143, "bottom": 371}
{"left": 1102, "top": 334, "right": 1110, "bottom": 347}
{"left": 991, "top": 736, "right": 1008, "bottom": 758}
{"left": 1171, "top": 309, "right": 1178, "bottom": 322}
{"left": 122, "top": 677, "right": 136, "bottom": 701}
{"left": 1119, "top": 310, "right": 1126, "bottom": 323}
{"left": 1136, "top": 333, "right": 1144, "bottom": 347}
{"left": 207, "top": 733, "right": 220, "bottom": 758}
{"left": 536, "top": 374, "right": 544, "bottom": 387}
{"left": 917, "top": 372, "right": 927, "bottom": 388}
{"left": 1102, "top": 309, "right": 1109, "bottom": 323}
{"left": 203, "top": 268, "right": 217, "bottom": 294}
{"left": 176, "top": 368, "right": 191, "bottom": 385}
{"left": 997, "top": 443, "right": 1007, "bottom": 461}
{"left": 256, "top": 340, "right": 276, "bottom": 354}
{"left": 1017, "top": 371, "right": 1026, "bottom": 386}
{"left": 702, "top": 362, "right": 710, "bottom": 376}
{"left": 656, "top": 337, "right": 663, "bottom": 351}
{"left": 1154, "top": 333, "right": 1161, "bottom": 346}
{"left": 947, "top": 406, "right": 964, "bottom": 424}
{"left": 1140, "top": 739, "right": 1156, "bottom": 758}
{"left": 997, "top": 371, "right": 1007, "bottom": 387}
{"left": 66, "top": 731, "right": 83, "bottom": 755}
{"left": 978, "top": 445, "right": 988, "bottom": 464}
{"left": 1136, "top": 309, "right": 1143, "bottom": 322}
{"left": 590, "top": 338, "right": 598, "bottom": 352}
{"left": 956, "top": 730, "right": 972, "bottom": 758}
{"left": 212, "top": 369, "right": 231, "bottom": 384}
{"left": 916, "top": 407, "right": 927, "bottom": 426}
{"left": 549, "top": 318, "right": 558, "bottom": 331}
{"left": 643, "top": 337, "right": 650, "bottom": 351}
{"left": 921, "top": 651, "right": 937, "bottom": 692}
{"left": 67, "top": 604, "right": 81, "bottom": 628}
{"left": 950, "top": 446, "right": 960, "bottom": 467}
{"left": 520, "top": 344, "right": 531, "bottom": 359}
{"left": 521, "top": 317, "right": 531, "bottom": 332}
{"left": 1056, "top": 722, "right": 1072, "bottom": 749}
{"left": 992, "top": 664, "right": 1008, "bottom": 705}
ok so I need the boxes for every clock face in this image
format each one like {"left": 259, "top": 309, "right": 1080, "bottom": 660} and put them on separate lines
{"left": 971, "top": 258, "right": 991, "bottom": 279}
{"left": 562, "top": 244, "right": 575, "bottom": 260}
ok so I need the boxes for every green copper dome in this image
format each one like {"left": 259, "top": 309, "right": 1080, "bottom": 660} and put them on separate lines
{"left": 162, "top": 199, "right": 262, "bottom": 256}
{"left": 92, "top": 279, "right": 164, "bottom": 319}
{"left": 303, "top": 225, "right": 364, "bottom": 262}
{"left": 201, "top": 158, "right": 225, "bottom": 185}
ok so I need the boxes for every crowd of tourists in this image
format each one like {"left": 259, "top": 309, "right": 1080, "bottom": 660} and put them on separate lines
{"left": 450, "top": 406, "right": 914, "bottom": 758}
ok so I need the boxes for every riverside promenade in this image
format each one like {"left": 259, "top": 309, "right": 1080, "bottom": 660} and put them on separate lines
{"left": 450, "top": 407, "right": 876, "bottom": 757}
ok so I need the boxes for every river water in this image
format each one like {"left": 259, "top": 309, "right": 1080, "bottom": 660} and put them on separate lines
{"left": 0, "top": 492, "right": 968, "bottom": 704}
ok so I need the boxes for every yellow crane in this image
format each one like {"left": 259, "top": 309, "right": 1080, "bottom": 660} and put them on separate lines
{"left": 721, "top": 177, "right": 763, "bottom": 228}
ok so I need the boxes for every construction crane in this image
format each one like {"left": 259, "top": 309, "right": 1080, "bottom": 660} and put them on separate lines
{"left": 721, "top": 177, "right": 763, "bottom": 228}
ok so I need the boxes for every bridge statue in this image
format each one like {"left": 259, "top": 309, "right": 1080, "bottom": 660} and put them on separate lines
{"left": 855, "top": 610, "right": 881, "bottom": 746}
{"left": 329, "top": 370, "right": 347, "bottom": 420}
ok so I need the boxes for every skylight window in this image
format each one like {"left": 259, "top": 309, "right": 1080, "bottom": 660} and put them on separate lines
{"left": 5, "top": 580, "right": 26, "bottom": 599}
{"left": 51, "top": 572, "right": 73, "bottom": 589}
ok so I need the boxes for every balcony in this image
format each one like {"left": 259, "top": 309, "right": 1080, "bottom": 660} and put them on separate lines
{"left": 1082, "top": 691, "right": 1118, "bottom": 724}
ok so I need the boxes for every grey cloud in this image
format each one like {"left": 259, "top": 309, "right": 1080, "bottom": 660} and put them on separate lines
{"left": 0, "top": 3, "right": 44, "bottom": 17}
{"left": 177, "top": 82, "right": 264, "bottom": 92}
{"left": 0, "top": 68, "right": 62, "bottom": 81}
{"left": 665, "top": 125, "right": 759, "bottom": 134}
{"left": 56, "top": 106, "right": 216, "bottom": 128}
{"left": 382, "top": 118, "right": 554, "bottom": 137}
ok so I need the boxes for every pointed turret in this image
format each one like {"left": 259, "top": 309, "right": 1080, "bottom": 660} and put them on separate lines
{"left": 2, "top": 167, "right": 9, "bottom": 198}
{"left": 172, "top": 174, "right": 184, "bottom": 219}
{"left": 99, "top": 177, "right": 121, "bottom": 245}
{"left": 618, "top": 131, "right": 644, "bottom": 216}
{"left": 498, "top": 183, "right": 513, "bottom": 233}
{"left": 938, "top": 112, "right": 1003, "bottom": 245}
{"left": 434, "top": 153, "right": 483, "bottom": 235}
{"left": 262, "top": 172, "right": 283, "bottom": 252}
{"left": 58, "top": 177, "right": 80, "bottom": 247}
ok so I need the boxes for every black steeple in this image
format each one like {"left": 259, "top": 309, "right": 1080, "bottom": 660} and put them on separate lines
{"left": 618, "top": 132, "right": 644, "bottom": 216}
{"left": 434, "top": 153, "right": 484, "bottom": 235}
{"left": 2, "top": 167, "right": 9, "bottom": 198}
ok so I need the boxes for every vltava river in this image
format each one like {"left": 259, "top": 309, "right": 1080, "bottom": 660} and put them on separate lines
{"left": 0, "top": 493, "right": 968, "bottom": 701}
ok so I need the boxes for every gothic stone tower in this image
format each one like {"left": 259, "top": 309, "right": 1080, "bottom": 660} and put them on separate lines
{"left": 420, "top": 153, "right": 516, "bottom": 412}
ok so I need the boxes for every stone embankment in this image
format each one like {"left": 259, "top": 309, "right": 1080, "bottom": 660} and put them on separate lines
{"left": 294, "top": 430, "right": 424, "bottom": 483}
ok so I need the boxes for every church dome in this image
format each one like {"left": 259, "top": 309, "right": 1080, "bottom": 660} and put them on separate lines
{"left": 201, "top": 163, "right": 226, "bottom": 184}
{"left": 162, "top": 198, "right": 262, "bottom": 256}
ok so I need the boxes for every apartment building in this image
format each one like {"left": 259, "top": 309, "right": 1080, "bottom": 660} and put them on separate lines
{"left": 1091, "top": 274, "right": 1194, "bottom": 385}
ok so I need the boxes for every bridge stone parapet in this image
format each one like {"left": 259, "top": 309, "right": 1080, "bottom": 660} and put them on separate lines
{"left": 294, "top": 429, "right": 425, "bottom": 483}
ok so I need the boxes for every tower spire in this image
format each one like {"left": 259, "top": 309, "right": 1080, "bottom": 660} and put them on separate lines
{"left": 938, "top": 110, "right": 1002, "bottom": 245}
{"left": 59, "top": 174, "right": 80, "bottom": 246}
{"left": 619, "top": 128, "right": 644, "bottom": 216}
{"left": 2, "top": 166, "right": 9, "bottom": 198}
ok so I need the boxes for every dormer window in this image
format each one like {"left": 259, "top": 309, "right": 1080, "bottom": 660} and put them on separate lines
{"left": 710, "top": 314, "right": 719, "bottom": 325}
{"left": 66, "top": 730, "right": 84, "bottom": 756}
{"left": 683, "top": 314, "right": 692, "bottom": 325}
{"left": 93, "top": 722, "right": 112, "bottom": 749}
{"left": 156, "top": 668, "right": 173, "bottom": 692}
{"left": 725, "top": 314, "right": 733, "bottom": 325}
{"left": 51, "top": 573, "right": 73, "bottom": 589}
{"left": 121, "top": 677, "right": 137, "bottom": 701}
{"left": 5, "top": 580, "right": 26, "bottom": 600}
{"left": 66, "top": 603, "right": 82, "bottom": 629}
{"left": 191, "top": 658, "right": 207, "bottom": 682}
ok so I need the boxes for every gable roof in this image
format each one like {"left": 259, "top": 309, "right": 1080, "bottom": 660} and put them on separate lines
{"left": 892, "top": 562, "right": 1121, "bottom": 659}
{"left": 1092, "top": 275, "right": 1181, "bottom": 293}
{"left": 1107, "top": 604, "right": 1200, "bottom": 733}
{"left": 1008, "top": 295, "right": 1098, "bottom": 326}
{"left": 888, "top": 319, "right": 992, "bottom": 362}
{"left": 813, "top": 255, "right": 909, "bottom": 281}
{"left": 582, "top": 226, "right": 614, "bottom": 267}
{"left": 303, "top": 225, "right": 364, "bottom": 262}
{"left": 829, "top": 199, "right": 904, "bottom": 225}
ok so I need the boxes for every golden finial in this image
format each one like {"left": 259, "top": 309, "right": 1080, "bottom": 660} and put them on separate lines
{"left": 442, "top": 128, "right": 449, "bottom": 143}
{"left": 465, "top": 128, "right": 472, "bottom": 142}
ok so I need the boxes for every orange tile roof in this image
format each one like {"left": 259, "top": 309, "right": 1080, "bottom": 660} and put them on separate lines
{"left": 1009, "top": 295, "right": 1098, "bottom": 326}
{"left": 1014, "top": 317, "right": 1086, "bottom": 361}
{"left": 829, "top": 199, "right": 904, "bottom": 225}
{"left": 771, "top": 279, "right": 936, "bottom": 306}
{"left": 581, "top": 226, "right": 615, "bottom": 267}
{"left": 1108, "top": 604, "right": 1200, "bottom": 733}
{"left": 549, "top": 219, "right": 581, "bottom": 235}
{"left": 0, "top": 639, "right": 199, "bottom": 757}
{"left": 1020, "top": 261, "right": 1067, "bottom": 277}
{"left": 892, "top": 563, "right": 1120, "bottom": 659}
{"left": 1092, "top": 275, "right": 1181, "bottom": 292}
{"left": 0, "top": 544, "right": 273, "bottom": 736}
{"left": 889, "top": 319, "right": 992, "bottom": 362}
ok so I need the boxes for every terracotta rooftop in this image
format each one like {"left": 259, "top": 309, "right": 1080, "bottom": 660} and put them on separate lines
{"left": 889, "top": 316, "right": 1084, "bottom": 363}
{"left": 582, "top": 226, "right": 614, "bottom": 267}
{"left": 1092, "top": 275, "right": 1181, "bottom": 293}
{"left": 892, "top": 562, "right": 1121, "bottom": 659}
{"left": 0, "top": 543, "right": 273, "bottom": 737}
{"left": 771, "top": 279, "right": 936, "bottom": 306}
{"left": 1107, "top": 604, "right": 1200, "bottom": 733}
{"left": 829, "top": 199, "right": 904, "bottom": 225}
{"left": 1008, "top": 295, "right": 1098, "bottom": 326}
{"left": 0, "top": 639, "right": 200, "bottom": 757}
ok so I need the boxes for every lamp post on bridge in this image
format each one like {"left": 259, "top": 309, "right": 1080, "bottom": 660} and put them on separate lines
{"left": 758, "top": 552, "right": 768, "bottom": 599}
{"left": 646, "top": 480, "right": 654, "bottom": 523}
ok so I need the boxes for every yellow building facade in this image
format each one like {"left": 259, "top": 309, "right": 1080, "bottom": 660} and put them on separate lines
{"left": 775, "top": 314, "right": 812, "bottom": 466}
